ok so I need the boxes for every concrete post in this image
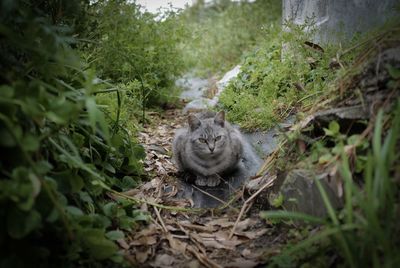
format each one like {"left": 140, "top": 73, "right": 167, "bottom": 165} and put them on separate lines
{"left": 283, "top": 0, "right": 399, "bottom": 44}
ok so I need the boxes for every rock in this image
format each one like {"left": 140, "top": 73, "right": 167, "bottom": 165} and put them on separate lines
{"left": 147, "top": 144, "right": 168, "bottom": 155}
{"left": 182, "top": 98, "right": 218, "bottom": 114}
{"left": 176, "top": 73, "right": 210, "bottom": 101}
{"left": 269, "top": 169, "right": 342, "bottom": 218}
{"left": 178, "top": 66, "right": 242, "bottom": 114}
{"left": 241, "top": 115, "right": 295, "bottom": 158}
{"left": 216, "top": 65, "right": 241, "bottom": 91}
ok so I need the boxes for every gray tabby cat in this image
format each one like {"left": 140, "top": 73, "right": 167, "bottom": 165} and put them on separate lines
{"left": 173, "top": 111, "right": 244, "bottom": 187}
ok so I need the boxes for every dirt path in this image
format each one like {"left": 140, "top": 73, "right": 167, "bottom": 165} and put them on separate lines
{"left": 119, "top": 32, "right": 400, "bottom": 268}
{"left": 120, "top": 108, "right": 287, "bottom": 268}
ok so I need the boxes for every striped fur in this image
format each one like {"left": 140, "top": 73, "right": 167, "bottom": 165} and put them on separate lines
{"left": 173, "top": 111, "right": 244, "bottom": 181}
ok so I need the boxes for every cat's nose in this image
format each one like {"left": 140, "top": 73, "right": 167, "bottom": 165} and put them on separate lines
{"left": 209, "top": 145, "right": 215, "bottom": 152}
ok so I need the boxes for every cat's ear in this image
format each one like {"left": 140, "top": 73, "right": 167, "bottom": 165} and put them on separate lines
{"left": 188, "top": 114, "right": 201, "bottom": 131}
{"left": 214, "top": 111, "right": 225, "bottom": 127}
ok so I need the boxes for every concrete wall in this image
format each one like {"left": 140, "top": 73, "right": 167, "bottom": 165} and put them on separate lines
{"left": 283, "top": 0, "right": 399, "bottom": 44}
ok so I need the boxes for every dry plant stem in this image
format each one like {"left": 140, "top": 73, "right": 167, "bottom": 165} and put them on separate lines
{"left": 177, "top": 224, "right": 207, "bottom": 255}
{"left": 218, "top": 190, "right": 242, "bottom": 211}
{"left": 179, "top": 222, "right": 213, "bottom": 232}
{"left": 110, "top": 190, "right": 203, "bottom": 212}
{"left": 340, "top": 27, "right": 398, "bottom": 56}
{"left": 191, "top": 184, "right": 240, "bottom": 213}
{"left": 257, "top": 145, "right": 284, "bottom": 176}
{"left": 187, "top": 245, "right": 222, "bottom": 268}
{"left": 150, "top": 218, "right": 164, "bottom": 231}
{"left": 229, "top": 175, "right": 277, "bottom": 239}
{"left": 154, "top": 207, "right": 168, "bottom": 233}
{"left": 176, "top": 223, "right": 219, "bottom": 267}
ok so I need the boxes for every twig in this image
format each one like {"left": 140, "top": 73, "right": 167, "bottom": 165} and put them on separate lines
{"left": 153, "top": 206, "right": 168, "bottom": 233}
{"left": 191, "top": 184, "right": 239, "bottom": 213}
{"left": 177, "top": 223, "right": 207, "bottom": 255}
{"left": 229, "top": 175, "right": 276, "bottom": 239}
{"left": 110, "top": 190, "right": 203, "bottom": 212}
{"left": 187, "top": 245, "right": 222, "bottom": 268}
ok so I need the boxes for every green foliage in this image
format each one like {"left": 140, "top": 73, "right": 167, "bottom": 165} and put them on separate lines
{"left": 262, "top": 101, "right": 400, "bottom": 267}
{"left": 179, "top": 0, "right": 281, "bottom": 75}
{"left": 0, "top": 1, "right": 146, "bottom": 266}
{"left": 83, "top": 0, "right": 186, "bottom": 106}
{"left": 219, "top": 23, "right": 342, "bottom": 130}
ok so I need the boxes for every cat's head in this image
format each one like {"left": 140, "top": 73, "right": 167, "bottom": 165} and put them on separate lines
{"left": 188, "top": 111, "right": 228, "bottom": 156}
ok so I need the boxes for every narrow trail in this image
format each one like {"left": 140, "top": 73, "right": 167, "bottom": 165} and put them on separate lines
{"left": 120, "top": 30, "right": 400, "bottom": 268}
{"left": 121, "top": 108, "right": 287, "bottom": 267}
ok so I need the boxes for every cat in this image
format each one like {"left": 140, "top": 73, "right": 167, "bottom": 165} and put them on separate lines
{"left": 173, "top": 111, "right": 244, "bottom": 187}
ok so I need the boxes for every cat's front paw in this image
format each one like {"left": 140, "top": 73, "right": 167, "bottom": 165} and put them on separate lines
{"left": 195, "top": 175, "right": 208, "bottom": 186}
{"left": 195, "top": 175, "right": 221, "bottom": 187}
{"left": 206, "top": 174, "right": 221, "bottom": 187}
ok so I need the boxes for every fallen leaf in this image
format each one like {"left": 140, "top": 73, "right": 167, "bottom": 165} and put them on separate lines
{"left": 206, "top": 217, "right": 234, "bottom": 228}
{"left": 130, "top": 235, "right": 157, "bottom": 246}
{"left": 135, "top": 247, "right": 152, "bottom": 263}
{"left": 116, "top": 238, "right": 130, "bottom": 249}
{"left": 241, "top": 248, "right": 262, "bottom": 259}
{"left": 235, "top": 218, "right": 257, "bottom": 232}
{"left": 234, "top": 228, "right": 268, "bottom": 239}
{"left": 151, "top": 254, "right": 175, "bottom": 267}
{"left": 224, "top": 258, "right": 259, "bottom": 268}
{"left": 165, "top": 233, "right": 187, "bottom": 254}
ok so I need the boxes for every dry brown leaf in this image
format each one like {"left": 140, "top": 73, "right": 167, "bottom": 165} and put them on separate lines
{"left": 121, "top": 189, "right": 140, "bottom": 196}
{"left": 202, "top": 239, "right": 233, "bottom": 250}
{"left": 224, "top": 258, "right": 258, "bottom": 268}
{"left": 234, "top": 228, "right": 268, "bottom": 239}
{"left": 130, "top": 235, "right": 158, "bottom": 246}
{"left": 165, "top": 233, "right": 188, "bottom": 254}
{"left": 116, "top": 238, "right": 130, "bottom": 249}
{"left": 180, "top": 221, "right": 216, "bottom": 232}
{"left": 198, "top": 231, "right": 244, "bottom": 250}
{"left": 235, "top": 218, "right": 257, "bottom": 232}
{"left": 214, "top": 231, "right": 244, "bottom": 247}
{"left": 135, "top": 247, "right": 152, "bottom": 263}
{"left": 206, "top": 217, "right": 234, "bottom": 228}
{"left": 134, "top": 224, "right": 159, "bottom": 239}
{"left": 241, "top": 248, "right": 262, "bottom": 259}
{"left": 187, "top": 260, "right": 202, "bottom": 268}
{"left": 151, "top": 254, "right": 175, "bottom": 267}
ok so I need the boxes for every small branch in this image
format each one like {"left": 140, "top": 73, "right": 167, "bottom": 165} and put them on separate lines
{"left": 229, "top": 175, "right": 276, "bottom": 239}
{"left": 110, "top": 190, "right": 203, "bottom": 213}
{"left": 153, "top": 206, "right": 168, "bottom": 233}
{"left": 191, "top": 184, "right": 239, "bottom": 213}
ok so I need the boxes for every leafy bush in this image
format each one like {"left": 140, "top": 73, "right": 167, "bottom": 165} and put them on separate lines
{"left": 83, "top": 0, "right": 186, "bottom": 106}
{"left": 179, "top": 0, "right": 281, "bottom": 75}
{"left": 219, "top": 23, "right": 342, "bottom": 130}
{"left": 0, "top": 1, "right": 146, "bottom": 266}
{"left": 262, "top": 101, "right": 400, "bottom": 266}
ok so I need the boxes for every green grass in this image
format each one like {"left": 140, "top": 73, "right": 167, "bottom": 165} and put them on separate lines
{"left": 219, "top": 22, "right": 344, "bottom": 130}
{"left": 262, "top": 100, "right": 400, "bottom": 267}
{"left": 178, "top": 0, "right": 281, "bottom": 76}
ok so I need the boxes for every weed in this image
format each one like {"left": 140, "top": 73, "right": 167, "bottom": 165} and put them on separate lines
{"left": 262, "top": 100, "right": 400, "bottom": 267}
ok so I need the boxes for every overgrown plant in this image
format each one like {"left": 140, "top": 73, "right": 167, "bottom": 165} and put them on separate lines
{"left": 219, "top": 22, "right": 343, "bottom": 130}
{"left": 0, "top": 1, "right": 147, "bottom": 266}
{"left": 262, "top": 100, "right": 400, "bottom": 266}
{"left": 179, "top": 0, "right": 281, "bottom": 75}
{"left": 83, "top": 0, "right": 186, "bottom": 107}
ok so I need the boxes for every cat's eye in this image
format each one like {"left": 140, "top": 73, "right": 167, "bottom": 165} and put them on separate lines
{"left": 215, "top": 136, "right": 221, "bottom": 141}
{"left": 198, "top": 138, "right": 207, "bottom": 143}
